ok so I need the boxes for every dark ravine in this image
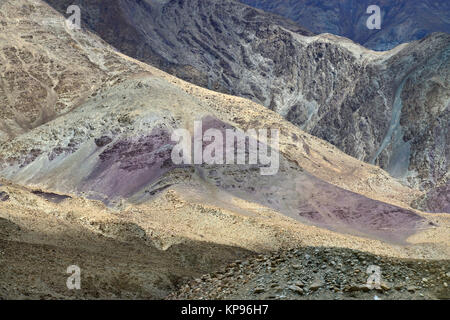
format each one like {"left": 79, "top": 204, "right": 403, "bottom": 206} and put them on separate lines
{"left": 41, "top": 0, "right": 450, "bottom": 212}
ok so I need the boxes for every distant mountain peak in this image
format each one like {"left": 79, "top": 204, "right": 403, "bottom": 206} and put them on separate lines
{"left": 240, "top": 0, "right": 450, "bottom": 51}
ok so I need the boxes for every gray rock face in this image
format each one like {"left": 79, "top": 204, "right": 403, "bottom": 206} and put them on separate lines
{"left": 240, "top": 0, "right": 450, "bottom": 51}
{"left": 37, "top": 1, "right": 450, "bottom": 212}
{"left": 42, "top": 0, "right": 312, "bottom": 96}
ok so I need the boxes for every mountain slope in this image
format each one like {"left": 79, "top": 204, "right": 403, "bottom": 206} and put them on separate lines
{"left": 41, "top": 0, "right": 450, "bottom": 213}
{"left": 240, "top": 0, "right": 450, "bottom": 51}
{"left": 0, "top": 0, "right": 449, "bottom": 299}
{"left": 0, "top": 0, "right": 439, "bottom": 243}
{"left": 0, "top": 0, "right": 144, "bottom": 142}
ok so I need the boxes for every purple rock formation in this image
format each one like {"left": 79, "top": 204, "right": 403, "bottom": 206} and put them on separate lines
{"left": 31, "top": 190, "right": 71, "bottom": 204}
{"left": 80, "top": 129, "right": 176, "bottom": 201}
{"left": 7, "top": 117, "right": 428, "bottom": 243}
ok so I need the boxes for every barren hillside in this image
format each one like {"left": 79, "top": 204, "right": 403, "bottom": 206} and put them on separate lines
{"left": 0, "top": 0, "right": 448, "bottom": 300}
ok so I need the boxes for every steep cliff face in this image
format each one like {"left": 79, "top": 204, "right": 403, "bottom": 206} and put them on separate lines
{"left": 41, "top": 0, "right": 312, "bottom": 96}
{"left": 240, "top": 0, "right": 450, "bottom": 51}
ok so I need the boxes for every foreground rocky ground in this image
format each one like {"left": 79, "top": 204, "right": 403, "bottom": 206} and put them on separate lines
{"left": 1, "top": 178, "right": 448, "bottom": 300}
{"left": 169, "top": 247, "right": 450, "bottom": 300}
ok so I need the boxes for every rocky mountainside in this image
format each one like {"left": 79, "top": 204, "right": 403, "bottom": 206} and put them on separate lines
{"left": 0, "top": 0, "right": 449, "bottom": 299}
{"left": 241, "top": 0, "right": 450, "bottom": 51}
{"left": 0, "top": 0, "right": 142, "bottom": 142}
{"left": 41, "top": 0, "right": 450, "bottom": 213}
{"left": 0, "top": 15, "right": 429, "bottom": 243}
